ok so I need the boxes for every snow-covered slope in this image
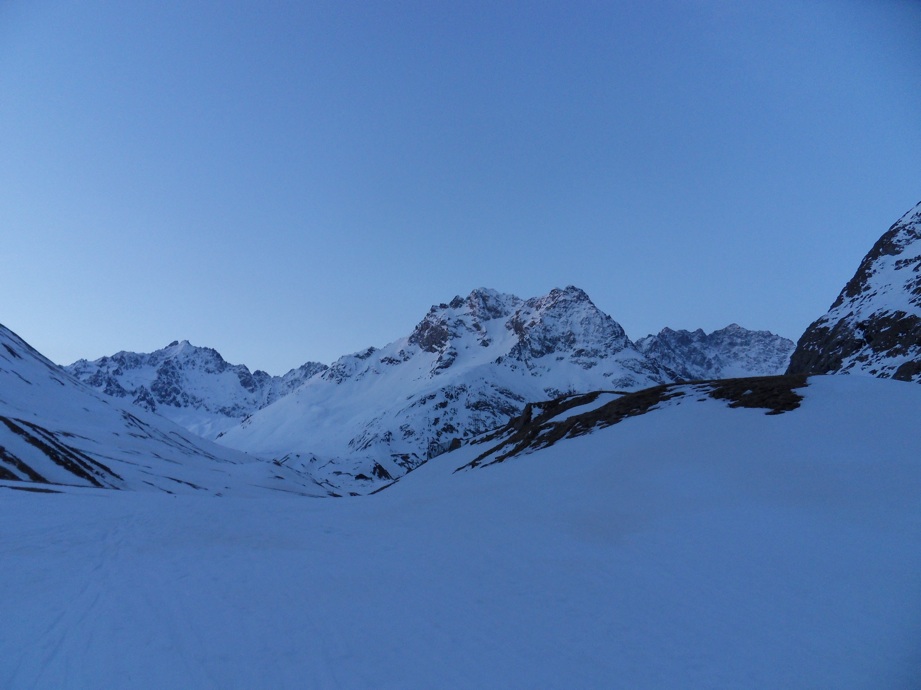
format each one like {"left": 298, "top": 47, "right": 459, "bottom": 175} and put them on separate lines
{"left": 215, "top": 286, "right": 670, "bottom": 493}
{"left": 636, "top": 324, "right": 794, "bottom": 380}
{"left": 66, "top": 341, "right": 327, "bottom": 438}
{"left": 4, "top": 374, "right": 918, "bottom": 688}
{"left": 0, "top": 324, "right": 325, "bottom": 496}
{"left": 788, "top": 199, "right": 921, "bottom": 382}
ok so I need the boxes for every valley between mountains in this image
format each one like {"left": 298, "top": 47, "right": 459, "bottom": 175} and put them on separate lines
{"left": 2, "top": 199, "right": 920, "bottom": 688}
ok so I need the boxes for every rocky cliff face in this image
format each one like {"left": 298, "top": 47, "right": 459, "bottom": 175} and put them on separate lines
{"left": 65, "top": 341, "right": 327, "bottom": 438}
{"left": 787, "top": 200, "right": 921, "bottom": 383}
{"left": 637, "top": 324, "right": 794, "bottom": 381}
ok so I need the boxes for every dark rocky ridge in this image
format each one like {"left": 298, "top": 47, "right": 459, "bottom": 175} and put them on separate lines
{"left": 459, "top": 375, "right": 809, "bottom": 471}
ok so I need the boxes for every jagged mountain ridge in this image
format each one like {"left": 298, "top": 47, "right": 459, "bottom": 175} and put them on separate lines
{"left": 0, "top": 324, "right": 327, "bottom": 495}
{"left": 61, "top": 286, "right": 793, "bottom": 495}
{"left": 66, "top": 341, "right": 327, "bottom": 439}
{"left": 787, "top": 199, "right": 921, "bottom": 382}
{"left": 216, "top": 286, "right": 669, "bottom": 492}
{"left": 636, "top": 324, "right": 794, "bottom": 381}
{"left": 215, "top": 286, "right": 791, "bottom": 494}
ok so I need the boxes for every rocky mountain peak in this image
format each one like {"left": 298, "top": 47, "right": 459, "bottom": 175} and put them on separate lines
{"left": 215, "top": 285, "right": 672, "bottom": 494}
{"left": 637, "top": 325, "right": 794, "bottom": 381}
{"left": 462, "top": 287, "right": 518, "bottom": 321}
{"left": 66, "top": 342, "right": 328, "bottom": 438}
{"left": 408, "top": 289, "right": 521, "bottom": 355}
{"left": 787, "top": 199, "right": 921, "bottom": 383}
{"left": 832, "top": 200, "right": 921, "bottom": 311}
{"left": 507, "top": 286, "right": 630, "bottom": 362}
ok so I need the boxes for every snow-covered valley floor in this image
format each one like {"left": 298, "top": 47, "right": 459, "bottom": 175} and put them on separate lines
{"left": 2, "top": 376, "right": 920, "bottom": 689}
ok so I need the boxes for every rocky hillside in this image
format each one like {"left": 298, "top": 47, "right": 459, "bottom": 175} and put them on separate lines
{"left": 636, "top": 324, "right": 794, "bottom": 381}
{"left": 66, "top": 341, "right": 327, "bottom": 438}
{"left": 787, "top": 199, "right": 921, "bottom": 382}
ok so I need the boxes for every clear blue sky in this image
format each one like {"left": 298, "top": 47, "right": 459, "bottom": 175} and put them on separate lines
{"left": 2, "top": 1, "right": 919, "bottom": 374}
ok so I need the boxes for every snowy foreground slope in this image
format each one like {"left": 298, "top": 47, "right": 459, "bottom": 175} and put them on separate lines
{"left": 3, "top": 375, "right": 919, "bottom": 688}
{"left": 0, "top": 324, "right": 323, "bottom": 496}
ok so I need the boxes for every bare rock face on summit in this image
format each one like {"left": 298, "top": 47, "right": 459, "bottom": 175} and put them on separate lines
{"left": 787, "top": 199, "right": 921, "bottom": 383}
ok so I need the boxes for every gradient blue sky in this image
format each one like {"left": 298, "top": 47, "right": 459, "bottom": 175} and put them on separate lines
{"left": 2, "top": 1, "right": 920, "bottom": 374}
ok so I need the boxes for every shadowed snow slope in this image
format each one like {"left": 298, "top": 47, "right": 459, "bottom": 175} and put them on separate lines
{"left": 2, "top": 375, "right": 919, "bottom": 688}
{"left": 0, "top": 324, "right": 325, "bottom": 496}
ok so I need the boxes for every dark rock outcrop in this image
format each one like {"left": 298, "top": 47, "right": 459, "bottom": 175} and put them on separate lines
{"left": 787, "top": 200, "right": 921, "bottom": 383}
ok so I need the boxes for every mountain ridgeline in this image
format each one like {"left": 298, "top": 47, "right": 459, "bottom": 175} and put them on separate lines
{"left": 65, "top": 286, "right": 793, "bottom": 495}
{"left": 0, "top": 324, "right": 326, "bottom": 495}
{"left": 9, "top": 188, "right": 921, "bottom": 498}
{"left": 637, "top": 324, "right": 794, "bottom": 382}
{"left": 787, "top": 200, "right": 921, "bottom": 382}
{"left": 66, "top": 342, "right": 327, "bottom": 439}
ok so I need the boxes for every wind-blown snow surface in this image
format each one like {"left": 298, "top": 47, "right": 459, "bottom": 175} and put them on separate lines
{"left": 3, "top": 375, "right": 919, "bottom": 688}
{"left": 637, "top": 323, "right": 794, "bottom": 380}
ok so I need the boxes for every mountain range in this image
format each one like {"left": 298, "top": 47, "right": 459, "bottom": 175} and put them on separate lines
{"left": 0, "top": 324, "right": 325, "bottom": 496}
{"left": 65, "top": 286, "right": 793, "bottom": 494}
{"left": 5, "top": 196, "right": 920, "bottom": 498}
{"left": 66, "top": 341, "right": 327, "bottom": 439}
{"left": 3, "top": 198, "right": 920, "bottom": 686}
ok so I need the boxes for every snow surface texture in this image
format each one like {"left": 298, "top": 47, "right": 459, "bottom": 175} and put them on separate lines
{"left": 636, "top": 324, "right": 794, "bottom": 381}
{"left": 66, "top": 341, "right": 327, "bottom": 439}
{"left": 0, "top": 324, "right": 327, "bottom": 496}
{"left": 216, "top": 286, "right": 671, "bottom": 494}
{"left": 3, "top": 374, "right": 920, "bottom": 688}
{"left": 788, "top": 199, "right": 921, "bottom": 382}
